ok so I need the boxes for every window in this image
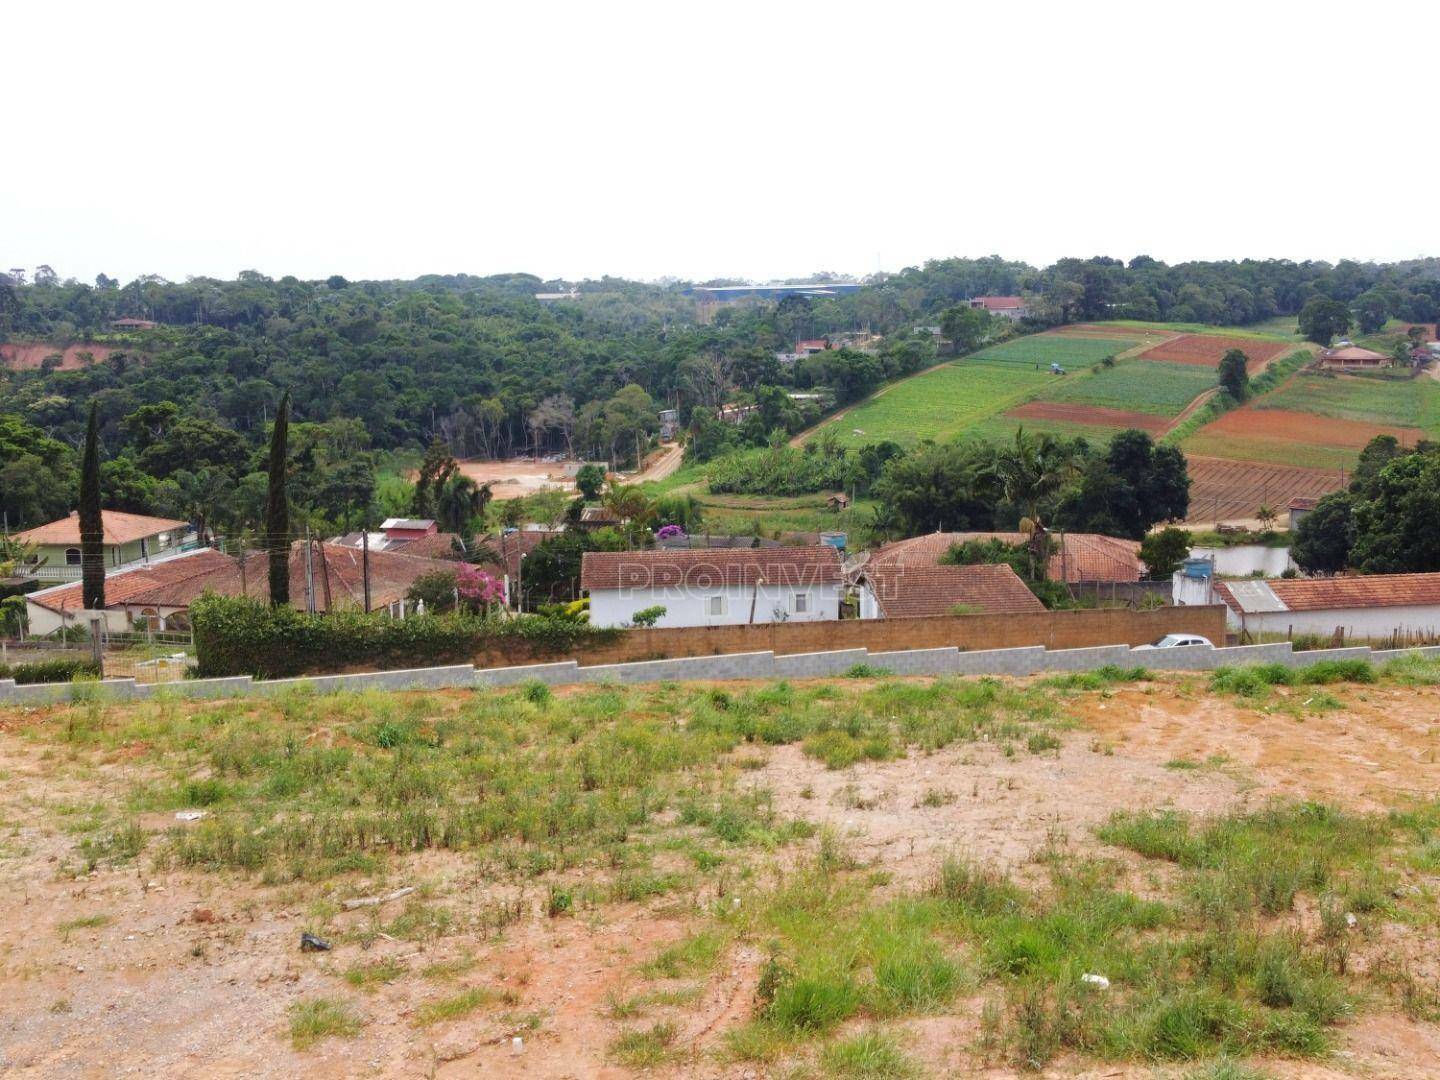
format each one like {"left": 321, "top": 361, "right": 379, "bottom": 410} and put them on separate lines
{"left": 792, "top": 593, "right": 809, "bottom": 613}
{"left": 65, "top": 548, "right": 81, "bottom": 565}
{"left": 706, "top": 595, "right": 727, "bottom": 616}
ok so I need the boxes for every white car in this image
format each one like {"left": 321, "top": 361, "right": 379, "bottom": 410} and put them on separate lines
{"left": 1133, "top": 633, "right": 1213, "bottom": 650}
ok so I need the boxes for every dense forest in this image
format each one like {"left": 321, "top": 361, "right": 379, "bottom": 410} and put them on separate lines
{"left": 3, "top": 256, "right": 1437, "bottom": 535}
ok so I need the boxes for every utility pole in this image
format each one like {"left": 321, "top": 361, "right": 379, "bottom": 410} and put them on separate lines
{"left": 362, "top": 528, "right": 372, "bottom": 613}
{"left": 237, "top": 536, "right": 246, "bottom": 598}
{"left": 304, "top": 527, "right": 316, "bottom": 614}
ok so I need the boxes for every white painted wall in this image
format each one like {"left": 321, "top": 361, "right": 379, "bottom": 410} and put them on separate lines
{"left": 858, "top": 583, "right": 881, "bottom": 620}
{"left": 1191, "top": 545, "right": 1294, "bottom": 577}
{"left": 1232, "top": 604, "right": 1440, "bottom": 641}
{"left": 588, "top": 583, "right": 842, "bottom": 628}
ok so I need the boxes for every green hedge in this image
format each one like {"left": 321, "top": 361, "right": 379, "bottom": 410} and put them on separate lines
{"left": 190, "top": 594, "right": 623, "bottom": 679}
{"left": 0, "top": 657, "right": 102, "bottom": 684}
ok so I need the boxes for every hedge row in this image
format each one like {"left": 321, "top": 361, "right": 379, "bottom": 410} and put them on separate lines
{"left": 190, "top": 594, "right": 623, "bottom": 679}
{"left": 0, "top": 657, "right": 102, "bottom": 684}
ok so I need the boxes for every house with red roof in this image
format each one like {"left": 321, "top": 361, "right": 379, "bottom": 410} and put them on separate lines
{"left": 10, "top": 510, "right": 195, "bottom": 583}
{"left": 968, "top": 296, "right": 1027, "bottom": 320}
{"left": 1213, "top": 573, "right": 1440, "bottom": 641}
{"left": 581, "top": 546, "right": 843, "bottom": 628}
{"left": 25, "top": 541, "right": 458, "bottom": 636}
{"left": 855, "top": 563, "right": 1044, "bottom": 619}
{"left": 858, "top": 531, "right": 1143, "bottom": 584}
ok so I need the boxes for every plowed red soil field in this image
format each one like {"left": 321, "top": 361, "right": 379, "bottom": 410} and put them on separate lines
{"left": 1202, "top": 406, "right": 1421, "bottom": 448}
{"left": 1055, "top": 323, "right": 1172, "bottom": 337}
{"left": 1185, "top": 455, "right": 1345, "bottom": 523}
{"left": 1140, "top": 334, "right": 1290, "bottom": 372}
{"left": 1006, "top": 400, "right": 1168, "bottom": 432}
{"left": 0, "top": 341, "right": 118, "bottom": 370}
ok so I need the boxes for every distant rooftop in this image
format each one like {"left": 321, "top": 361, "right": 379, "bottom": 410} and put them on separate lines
{"left": 690, "top": 282, "right": 863, "bottom": 301}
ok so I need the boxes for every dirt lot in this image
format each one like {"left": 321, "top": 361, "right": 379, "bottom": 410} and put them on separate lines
{"left": 1005, "top": 401, "right": 1169, "bottom": 433}
{"left": 0, "top": 342, "right": 120, "bottom": 371}
{"left": 1, "top": 673, "right": 1438, "bottom": 1077}
{"left": 451, "top": 458, "right": 578, "bottom": 501}
{"left": 1184, "top": 455, "right": 1345, "bottom": 524}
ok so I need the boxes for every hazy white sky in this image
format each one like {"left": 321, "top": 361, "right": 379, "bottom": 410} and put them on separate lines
{"left": 4, "top": 0, "right": 1436, "bottom": 285}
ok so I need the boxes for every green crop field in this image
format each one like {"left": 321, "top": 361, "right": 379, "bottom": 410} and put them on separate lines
{"left": 817, "top": 360, "right": 1052, "bottom": 447}
{"left": 1256, "top": 371, "right": 1440, "bottom": 432}
{"left": 1033, "top": 359, "right": 1218, "bottom": 416}
{"left": 968, "top": 334, "right": 1138, "bottom": 367}
{"left": 960, "top": 414, "right": 1139, "bottom": 446}
{"left": 1180, "top": 430, "right": 1364, "bottom": 471}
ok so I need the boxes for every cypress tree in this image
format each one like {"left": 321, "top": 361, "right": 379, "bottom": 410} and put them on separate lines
{"left": 266, "top": 392, "right": 291, "bottom": 607}
{"left": 79, "top": 403, "right": 105, "bottom": 610}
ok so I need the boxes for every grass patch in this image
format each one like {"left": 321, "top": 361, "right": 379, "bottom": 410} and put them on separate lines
{"left": 288, "top": 997, "right": 363, "bottom": 1049}
{"left": 608, "top": 1020, "right": 679, "bottom": 1067}
{"left": 413, "top": 987, "right": 504, "bottom": 1027}
{"left": 820, "top": 1028, "right": 918, "bottom": 1078}
{"left": 55, "top": 914, "right": 110, "bottom": 939}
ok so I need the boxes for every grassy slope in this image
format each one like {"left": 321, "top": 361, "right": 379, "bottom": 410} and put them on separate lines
{"left": 1255, "top": 370, "right": 1440, "bottom": 431}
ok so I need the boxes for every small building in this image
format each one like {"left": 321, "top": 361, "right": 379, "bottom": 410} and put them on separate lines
{"left": 110, "top": 317, "right": 158, "bottom": 330}
{"left": 1287, "top": 497, "right": 1319, "bottom": 532}
{"left": 658, "top": 408, "right": 680, "bottom": 441}
{"left": 534, "top": 291, "right": 579, "bottom": 302}
{"left": 795, "top": 339, "right": 830, "bottom": 356}
{"left": 856, "top": 563, "right": 1044, "bottom": 619}
{"left": 1214, "top": 573, "right": 1440, "bottom": 642}
{"left": 581, "top": 545, "right": 843, "bottom": 628}
{"left": 578, "top": 506, "right": 622, "bottom": 530}
{"left": 968, "top": 296, "right": 1027, "bottom": 320}
{"left": 1318, "top": 345, "right": 1389, "bottom": 369}
{"left": 10, "top": 510, "right": 193, "bottom": 582}
{"left": 24, "top": 541, "right": 458, "bottom": 636}
{"left": 826, "top": 492, "right": 851, "bottom": 511}
{"left": 380, "top": 518, "right": 438, "bottom": 542}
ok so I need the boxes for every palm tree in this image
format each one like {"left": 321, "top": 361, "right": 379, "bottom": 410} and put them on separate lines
{"left": 994, "top": 428, "right": 1080, "bottom": 577}
{"left": 1256, "top": 503, "right": 1277, "bottom": 530}
{"left": 436, "top": 474, "right": 491, "bottom": 535}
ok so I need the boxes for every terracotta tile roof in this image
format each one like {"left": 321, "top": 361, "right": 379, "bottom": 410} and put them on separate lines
{"left": 11, "top": 510, "right": 189, "bottom": 546}
{"left": 390, "top": 532, "right": 466, "bottom": 560}
{"left": 867, "top": 531, "right": 1142, "bottom": 584}
{"left": 28, "top": 543, "right": 456, "bottom": 615}
{"left": 973, "top": 296, "right": 1024, "bottom": 310}
{"left": 1287, "top": 497, "right": 1320, "bottom": 511}
{"left": 582, "top": 546, "right": 842, "bottom": 592}
{"left": 1321, "top": 346, "right": 1389, "bottom": 363}
{"left": 476, "top": 530, "right": 563, "bottom": 580}
{"left": 1216, "top": 573, "right": 1440, "bottom": 614}
{"left": 860, "top": 563, "right": 1044, "bottom": 618}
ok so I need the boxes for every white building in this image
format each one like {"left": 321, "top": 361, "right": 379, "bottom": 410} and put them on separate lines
{"left": 581, "top": 546, "right": 843, "bottom": 628}
{"left": 1213, "top": 573, "right": 1440, "bottom": 642}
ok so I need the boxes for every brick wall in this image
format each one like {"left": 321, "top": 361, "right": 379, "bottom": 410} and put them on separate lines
{"left": 474, "top": 606, "right": 1229, "bottom": 667}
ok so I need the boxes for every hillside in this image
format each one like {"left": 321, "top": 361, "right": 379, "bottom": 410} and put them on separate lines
{"left": 3, "top": 659, "right": 1439, "bottom": 1075}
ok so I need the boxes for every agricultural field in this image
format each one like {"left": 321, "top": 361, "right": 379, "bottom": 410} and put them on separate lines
{"left": 1024, "top": 359, "right": 1220, "bottom": 416}
{"left": 1256, "top": 370, "right": 1440, "bottom": 432}
{"left": 967, "top": 333, "right": 1141, "bottom": 368}
{"left": 1185, "top": 456, "right": 1346, "bottom": 524}
{"left": 1140, "top": 334, "right": 1293, "bottom": 373}
{"left": 5, "top": 661, "right": 1440, "bottom": 1076}
{"left": 817, "top": 359, "right": 1053, "bottom": 448}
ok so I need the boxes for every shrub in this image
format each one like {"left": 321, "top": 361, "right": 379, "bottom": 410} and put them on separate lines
{"left": 629, "top": 605, "right": 666, "bottom": 628}
{"left": 0, "top": 657, "right": 101, "bottom": 684}
{"left": 190, "top": 594, "right": 621, "bottom": 678}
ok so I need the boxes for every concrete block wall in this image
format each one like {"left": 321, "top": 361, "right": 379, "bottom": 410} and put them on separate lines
{"left": 578, "top": 652, "right": 776, "bottom": 685}
{"left": 868, "top": 647, "right": 960, "bottom": 676}
{"left": 1036, "top": 645, "right": 1134, "bottom": 672}
{"left": 774, "top": 649, "right": 870, "bottom": 678}
{"left": 955, "top": 646, "right": 1044, "bottom": 676}
{"left": 8, "top": 642, "right": 1440, "bottom": 708}
{"left": 475, "top": 661, "right": 580, "bottom": 687}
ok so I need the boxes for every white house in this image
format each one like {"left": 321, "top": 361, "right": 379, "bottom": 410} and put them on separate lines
{"left": 581, "top": 546, "right": 843, "bottom": 628}
{"left": 1213, "top": 573, "right": 1440, "bottom": 642}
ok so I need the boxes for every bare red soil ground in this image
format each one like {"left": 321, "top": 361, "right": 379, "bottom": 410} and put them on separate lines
{"left": 1004, "top": 400, "right": 1169, "bottom": 432}
{"left": 450, "top": 459, "right": 577, "bottom": 501}
{"left": 1141, "top": 334, "right": 1290, "bottom": 372}
{"left": 3, "top": 676, "right": 1439, "bottom": 1077}
{"left": 1202, "top": 407, "right": 1422, "bottom": 449}
{"left": 0, "top": 342, "right": 119, "bottom": 371}
{"left": 1184, "top": 455, "right": 1345, "bottom": 522}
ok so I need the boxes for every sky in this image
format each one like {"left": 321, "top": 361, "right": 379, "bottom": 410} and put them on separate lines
{"left": 4, "top": 0, "right": 1437, "bottom": 286}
